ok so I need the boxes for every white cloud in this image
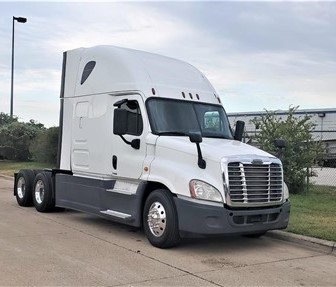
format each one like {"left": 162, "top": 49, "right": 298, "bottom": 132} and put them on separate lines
{"left": 41, "top": 3, "right": 195, "bottom": 54}
{"left": 0, "top": 2, "right": 198, "bottom": 126}
{"left": 193, "top": 46, "right": 336, "bottom": 113}
{"left": 0, "top": 1, "right": 335, "bottom": 126}
{"left": 2, "top": 68, "right": 61, "bottom": 127}
{"left": 15, "top": 68, "right": 60, "bottom": 94}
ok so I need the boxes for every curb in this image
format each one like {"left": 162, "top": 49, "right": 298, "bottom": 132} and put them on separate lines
{"left": 0, "top": 173, "right": 13, "bottom": 180}
{"left": 267, "top": 230, "right": 335, "bottom": 256}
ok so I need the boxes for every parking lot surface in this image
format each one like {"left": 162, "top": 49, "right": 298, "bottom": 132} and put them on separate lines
{"left": 1, "top": 176, "right": 335, "bottom": 286}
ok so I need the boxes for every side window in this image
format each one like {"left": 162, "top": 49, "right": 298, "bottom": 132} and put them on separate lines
{"left": 117, "top": 100, "right": 143, "bottom": 136}
{"left": 204, "top": 111, "right": 221, "bottom": 131}
{"left": 80, "top": 61, "right": 96, "bottom": 85}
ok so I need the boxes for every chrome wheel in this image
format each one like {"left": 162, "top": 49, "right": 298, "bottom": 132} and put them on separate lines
{"left": 33, "top": 172, "right": 54, "bottom": 212}
{"left": 17, "top": 177, "right": 26, "bottom": 199}
{"left": 15, "top": 169, "right": 35, "bottom": 207}
{"left": 143, "top": 190, "right": 180, "bottom": 248}
{"left": 34, "top": 180, "right": 45, "bottom": 205}
{"left": 147, "top": 201, "right": 166, "bottom": 237}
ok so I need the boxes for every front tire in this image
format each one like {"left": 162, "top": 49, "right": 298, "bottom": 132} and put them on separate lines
{"left": 15, "top": 169, "right": 35, "bottom": 207}
{"left": 143, "top": 189, "right": 180, "bottom": 248}
{"left": 33, "top": 172, "right": 55, "bottom": 212}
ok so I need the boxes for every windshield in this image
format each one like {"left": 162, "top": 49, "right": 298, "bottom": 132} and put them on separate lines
{"left": 146, "top": 98, "right": 233, "bottom": 139}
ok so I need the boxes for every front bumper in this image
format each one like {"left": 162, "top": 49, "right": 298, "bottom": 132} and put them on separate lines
{"left": 174, "top": 197, "right": 290, "bottom": 235}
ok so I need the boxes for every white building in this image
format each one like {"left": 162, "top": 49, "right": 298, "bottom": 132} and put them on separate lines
{"left": 227, "top": 108, "right": 336, "bottom": 166}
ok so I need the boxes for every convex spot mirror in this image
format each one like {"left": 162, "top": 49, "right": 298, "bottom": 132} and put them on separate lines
{"left": 126, "top": 101, "right": 138, "bottom": 110}
{"left": 189, "top": 132, "right": 202, "bottom": 143}
{"left": 274, "top": 139, "right": 286, "bottom": 149}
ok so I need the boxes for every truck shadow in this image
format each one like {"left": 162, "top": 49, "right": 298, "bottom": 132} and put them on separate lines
{"left": 60, "top": 209, "right": 274, "bottom": 253}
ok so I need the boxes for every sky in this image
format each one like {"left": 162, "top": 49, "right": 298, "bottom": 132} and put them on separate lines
{"left": 0, "top": 1, "right": 335, "bottom": 127}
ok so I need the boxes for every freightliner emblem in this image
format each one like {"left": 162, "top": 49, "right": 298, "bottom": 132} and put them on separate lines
{"left": 252, "top": 159, "right": 263, "bottom": 165}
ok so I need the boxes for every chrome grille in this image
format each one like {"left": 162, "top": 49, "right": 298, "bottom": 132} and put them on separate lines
{"left": 227, "top": 162, "right": 283, "bottom": 206}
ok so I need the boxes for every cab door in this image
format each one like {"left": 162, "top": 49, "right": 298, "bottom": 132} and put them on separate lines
{"left": 111, "top": 94, "right": 147, "bottom": 179}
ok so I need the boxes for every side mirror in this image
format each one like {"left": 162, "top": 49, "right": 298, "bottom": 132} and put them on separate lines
{"left": 189, "top": 132, "right": 206, "bottom": 169}
{"left": 189, "top": 132, "right": 202, "bottom": 143}
{"left": 274, "top": 139, "right": 286, "bottom": 160}
{"left": 234, "top": 120, "right": 245, "bottom": 141}
{"left": 113, "top": 109, "right": 128, "bottom": 135}
{"left": 274, "top": 139, "right": 286, "bottom": 149}
{"left": 113, "top": 108, "right": 140, "bottom": 150}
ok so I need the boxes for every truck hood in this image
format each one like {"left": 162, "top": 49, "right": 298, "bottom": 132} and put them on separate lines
{"left": 155, "top": 136, "right": 277, "bottom": 162}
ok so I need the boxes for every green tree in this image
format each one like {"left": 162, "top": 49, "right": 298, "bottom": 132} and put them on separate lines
{"left": 251, "top": 106, "right": 323, "bottom": 194}
{"left": 0, "top": 114, "right": 45, "bottom": 161}
{"left": 30, "top": 127, "right": 59, "bottom": 165}
{"left": 0, "top": 112, "right": 19, "bottom": 126}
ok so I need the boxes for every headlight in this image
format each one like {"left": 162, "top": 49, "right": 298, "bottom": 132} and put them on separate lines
{"left": 284, "top": 182, "right": 289, "bottom": 200}
{"left": 189, "top": 180, "right": 223, "bottom": 203}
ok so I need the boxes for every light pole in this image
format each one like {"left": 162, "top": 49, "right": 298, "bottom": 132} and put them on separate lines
{"left": 318, "top": 112, "right": 326, "bottom": 141}
{"left": 10, "top": 16, "right": 27, "bottom": 117}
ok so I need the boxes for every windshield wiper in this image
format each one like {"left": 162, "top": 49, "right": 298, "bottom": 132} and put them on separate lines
{"left": 156, "top": 131, "right": 191, "bottom": 136}
{"left": 157, "top": 131, "right": 232, "bottom": 139}
{"left": 205, "top": 134, "right": 233, "bottom": 139}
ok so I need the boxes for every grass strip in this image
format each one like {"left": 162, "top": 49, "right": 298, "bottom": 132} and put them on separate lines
{"left": 0, "top": 161, "right": 52, "bottom": 177}
{"left": 287, "top": 185, "right": 336, "bottom": 242}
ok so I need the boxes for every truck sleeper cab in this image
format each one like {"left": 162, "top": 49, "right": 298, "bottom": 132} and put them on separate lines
{"left": 14, "top": 46, "right": 290, "bottom": 248}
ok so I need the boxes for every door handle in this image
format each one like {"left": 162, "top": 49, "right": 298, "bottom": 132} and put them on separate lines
{"left": 112, "top": 155, "right": 117, "bottom": 170}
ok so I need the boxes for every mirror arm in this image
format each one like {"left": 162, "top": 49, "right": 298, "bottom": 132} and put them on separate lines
{"left": 189, "top": 132, "right": 206, "bottom": 169}
{"left": 119, "top": 135, "right": 140, "bottom": 150}
{"left": 195, "top": 143, "right": 206, "bottom": 169}
{"left": 119, "top": 135, "right": 130, "bottom": 145}
{"left": 114, "top": 99, "right": 128, "bottom": 107}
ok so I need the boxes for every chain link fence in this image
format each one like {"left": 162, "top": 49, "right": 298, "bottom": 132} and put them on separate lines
{"left": 241, "top": 129, "right": 336, "bottom": 192}
{"left": 309, "top": 130, "right": 336, "bottom": 190}
{"left": 228, "top": 110, "right": 336, "bottom": 192}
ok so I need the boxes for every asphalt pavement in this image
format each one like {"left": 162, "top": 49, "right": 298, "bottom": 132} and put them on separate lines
{"left": 0, "top": 176, "right": 335, "bottom": 286}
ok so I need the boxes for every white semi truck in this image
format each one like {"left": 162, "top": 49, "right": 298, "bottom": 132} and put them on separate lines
{"left": 14, "top": 46, "right": 290, "bottom": 248}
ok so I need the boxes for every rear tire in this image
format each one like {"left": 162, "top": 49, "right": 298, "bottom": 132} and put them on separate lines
{"left": 15, "top": 169, "right": 35, "bottom": 207}
{"left": 33, "top": 169, "right": 44, "bottom": 175}
{"left": 33, "top": 172, "right": 55, "bottom": 212}
{"left": 143, "top": 189, "right": 180, "bottom": 248}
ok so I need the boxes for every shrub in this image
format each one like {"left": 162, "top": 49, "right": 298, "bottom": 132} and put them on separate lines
{"left": 30, "top": 127, "right": 59, "bottom": 165}
{"left": 0, "top": 113, "right": 18, "bottom": 125}
{"left": 0, "top": 112, "right": 47, "bottom": 162}
{"left": 251, "top": 106, "right": 324, "bottom": 193}
{"left": 0, "top": 121, "right": 44, "bottom": 161}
